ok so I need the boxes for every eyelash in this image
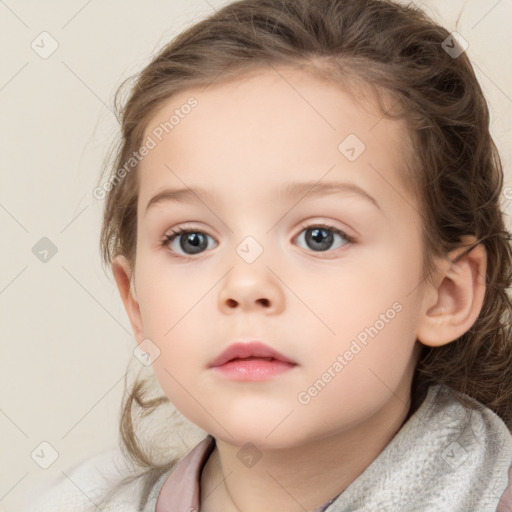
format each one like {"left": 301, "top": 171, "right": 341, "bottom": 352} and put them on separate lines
{"left": 161, "top": 222, "right": 355, "bottom": 259}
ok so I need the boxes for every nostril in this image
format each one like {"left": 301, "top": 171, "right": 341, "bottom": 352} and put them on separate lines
{"left": 226, "top": 298, "right": 237, "bottom": 308}
{"left": 257, "top": 298, "right": 270, "bottom": 307}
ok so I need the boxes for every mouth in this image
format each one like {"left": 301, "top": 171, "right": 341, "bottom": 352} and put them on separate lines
{"left": 208, "top": 341, "right": 297, "bottom": 381}
{"left": 208, "top": 341, "right": 297, "bottom": 367}
{"left": 229, "top": 356, "right": 273, "bottom": 361}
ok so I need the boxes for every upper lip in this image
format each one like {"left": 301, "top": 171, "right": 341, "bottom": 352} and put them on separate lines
{"left": 208, "top": 341, "right": 297, "bottom": 367}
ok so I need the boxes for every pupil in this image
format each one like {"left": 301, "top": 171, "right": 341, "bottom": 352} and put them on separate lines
{"left": 307, "top": 227, "right": 333, "bottom": 251}
{"left": 188, "top": 233, "right": 200, "bottom": 246}
{"left": 181, "top": 232, "right": 207, "bottom": 254}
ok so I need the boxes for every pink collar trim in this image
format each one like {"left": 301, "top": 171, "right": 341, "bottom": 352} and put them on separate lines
{"left": 156, "top": 435, "right": 215, "bottom": 512}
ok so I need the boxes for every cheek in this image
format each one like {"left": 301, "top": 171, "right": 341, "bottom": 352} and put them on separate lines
{"left": 303, "top": 246, "right": 422, "bottom": 401}
{"left": 135, "top": 258, "right": 208, "bottom": 337}
{"left": 298, "top": 303, "right": 420, "bottom": 430}
{"left": 325, "top": 296, "right": 418, "bottom": 374}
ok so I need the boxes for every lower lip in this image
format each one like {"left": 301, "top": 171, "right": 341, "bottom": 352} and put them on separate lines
{"left": 211, "top": 358, "right": 296, "bottom": 381}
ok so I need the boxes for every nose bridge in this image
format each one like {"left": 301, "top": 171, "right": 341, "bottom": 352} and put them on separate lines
{"left": 235, "top": 234, "right": 267, "bottom": 265}
{"left": 227, "top": 209, "right": 278, "bottom": 267}
{"left": 217, "top": 231, "right": 285, "bottom": 313}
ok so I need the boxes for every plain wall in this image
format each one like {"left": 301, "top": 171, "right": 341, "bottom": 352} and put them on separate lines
{"left": 1, "top": 1, "right": 511, "bottom": 510}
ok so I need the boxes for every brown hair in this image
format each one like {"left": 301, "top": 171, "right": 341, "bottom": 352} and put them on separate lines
{"left": 96, "top": 0, "right": 512, "bottom": 506}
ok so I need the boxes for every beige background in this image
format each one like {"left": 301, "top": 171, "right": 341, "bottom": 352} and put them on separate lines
{"left": 1, "top": 1, "right": 511, "bottom": 511}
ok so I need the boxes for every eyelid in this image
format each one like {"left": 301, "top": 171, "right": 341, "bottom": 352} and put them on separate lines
{"left": 162, "top": 221, "right": 355, "bottom": 243}
{"left": 161, "top": 219, "right": 356, "bottom": 260}
{"left": 161, "top": 226, "right": 218, "bottom": 261}
{"left": 162, "top": 222, "right": 219, "bottom": 242}
{"left": 294, "top": 220, "right": 356, "bottom": 243}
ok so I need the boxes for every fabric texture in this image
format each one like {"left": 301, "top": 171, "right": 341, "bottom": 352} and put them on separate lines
{"left": 27, "top": 384, "right": 512, "bottom": 512}
{"left": 315, "top": 384, "right": 512, "bottom": 511}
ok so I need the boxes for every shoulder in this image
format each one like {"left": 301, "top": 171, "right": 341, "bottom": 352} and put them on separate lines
{"left": 25, "top": 448, "right": 149, "bottom": 512}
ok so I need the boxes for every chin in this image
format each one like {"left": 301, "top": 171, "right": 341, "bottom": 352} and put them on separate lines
{"left": 213, "top": 422, "right": 310, "bottom": 452}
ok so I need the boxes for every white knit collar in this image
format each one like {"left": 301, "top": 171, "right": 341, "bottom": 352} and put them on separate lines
{"left": 324, "top": 384, "right": 512, "bottom": 512}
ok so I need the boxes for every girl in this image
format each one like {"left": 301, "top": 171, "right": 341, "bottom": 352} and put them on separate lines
{"left": 32, "top": 0, "right": 512, "bottom": 510}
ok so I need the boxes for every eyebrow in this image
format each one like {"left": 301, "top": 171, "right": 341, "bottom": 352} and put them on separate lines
{"left": 144, "top": 180, "right": 380, "bottom": 216}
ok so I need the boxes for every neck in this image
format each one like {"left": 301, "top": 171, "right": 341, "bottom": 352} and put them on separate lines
{"left": 200, "top": 390, "right": 411, "bottom": 512}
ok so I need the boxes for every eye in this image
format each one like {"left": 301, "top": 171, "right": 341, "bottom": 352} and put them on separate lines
{"left": 162, "top": 227, "right": 217, "bottom": 257}
{"left": 161, "top": 222, "right": 354, "bottom": 259}
{"left": 294, "top": 223, "right": 354, "bottom": 253}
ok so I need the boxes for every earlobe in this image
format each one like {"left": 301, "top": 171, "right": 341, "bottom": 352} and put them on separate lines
{"left": 112, "top": 255, "right": 146, "bottom": 343}
{"left": 417, "top": 236, "right": 487, "bottom": 347}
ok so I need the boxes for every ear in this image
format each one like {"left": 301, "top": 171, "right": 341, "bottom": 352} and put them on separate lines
{"left": 112, "top": 255, "right": 146, "bottom": 343}
{"left": 417, "top": 235, "right": 487, "bottom": 347}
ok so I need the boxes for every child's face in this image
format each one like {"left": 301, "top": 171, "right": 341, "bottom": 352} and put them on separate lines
{"left": 129, "top": 67, "right": 429, "bottom": 448}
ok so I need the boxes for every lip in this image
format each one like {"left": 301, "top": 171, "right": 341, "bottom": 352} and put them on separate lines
{"left": 208, "top": 341, "right": 297, "bottom": 368}
{"left": 212, "top": 358, "right": 296, "bottom": 381}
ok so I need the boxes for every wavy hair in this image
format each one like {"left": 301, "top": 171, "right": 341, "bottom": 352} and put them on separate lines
{"left": 96, "top": 0, "right": 512, "bottom": 507}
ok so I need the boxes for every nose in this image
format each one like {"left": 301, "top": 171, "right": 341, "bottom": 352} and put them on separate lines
{"left": 217, "top": 265, "right": 285, "bottom": 315}
{"left": 225, "top": 296, "right": 270, "bottom": 309}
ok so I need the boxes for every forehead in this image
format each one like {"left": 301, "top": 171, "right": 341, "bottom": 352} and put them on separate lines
{"left": 138, "top": 66, "right": 413, "bottom": 211}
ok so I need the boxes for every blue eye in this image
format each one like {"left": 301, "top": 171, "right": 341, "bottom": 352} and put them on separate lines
{"left": 161, "top": 223, "right": 354, "bottom": 258}
{"left": 162, "top": 228, "right": 217, "bottom": 256}
{"left": 294, "top": 223, "right": 353, "bottom": 253}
